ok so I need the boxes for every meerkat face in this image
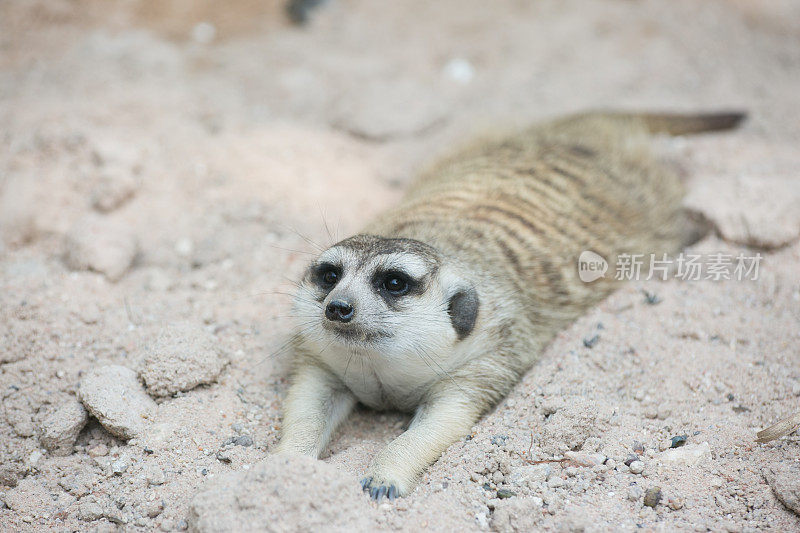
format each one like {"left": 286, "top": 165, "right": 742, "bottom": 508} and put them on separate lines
{"left": 293, "top": 235, "right": 479, "bottom": 362}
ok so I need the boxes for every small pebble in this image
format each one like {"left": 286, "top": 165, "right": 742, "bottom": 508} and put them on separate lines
{"left": 104, "top": 507, "right": 128, "bottom": 524}
{"left": 642, "top": 291, "right": 662, "bottom": 305}
{"left": 111, "top": 458, "right": 129, "bottom": 475}
{"left": 644, "top": 486, "right": 662, "bottom": 508}
{"left": 146, "top": 467, "right": 166, "bottom": 486}
{"left": 583, "top": 334, "right": 600, "bottom": 348}
{"left": 627, "top": 485, "right": 644, "bottom": 502}
{"left": 668, "top": 496, "right": 684, "bottom": 510}
{"left": 629, "top": 461, "right": 645, "bottom": 475}
{"left": 624, "top": 453, "right": 639, "bottom": 466}
{"left": 234, "top": 435, "right": 253, "bottom": 447}
{"left": 670, "top": 435, "right": 688, "bottom": 448}
{"left": 490, "top": 435, "right": 508, "bottom": 446}
{"left": 143, "top": 500, "right": 164, "bottom": 518}
{"left": 88, "top": 443, "right": 109, "bottom": 457}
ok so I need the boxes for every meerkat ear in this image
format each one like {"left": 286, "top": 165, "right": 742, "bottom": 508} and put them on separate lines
{"left": 447, "top": 286, "right": 479, "bottom": 340}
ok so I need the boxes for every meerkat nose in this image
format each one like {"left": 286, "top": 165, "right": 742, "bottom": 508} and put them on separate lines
{"left": 325, "top": 300, "right": 354, "bottom": 323}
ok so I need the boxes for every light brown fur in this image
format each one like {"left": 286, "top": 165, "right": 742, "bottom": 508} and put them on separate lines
{"left": 276, "top": 111, "right": 744, "bottom": 499}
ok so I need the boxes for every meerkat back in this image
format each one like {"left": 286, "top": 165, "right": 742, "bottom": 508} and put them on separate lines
{"left": 367, "top": 111, "right": 741, "bottom": 335}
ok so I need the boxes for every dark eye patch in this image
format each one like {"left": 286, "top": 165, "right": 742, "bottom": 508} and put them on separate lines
{"left": 311, "top": 262, "right": 341, "bottom": 291}
{"left": 372, "top": 270, "right": 423, "bottom": 300}
{"left": 382, "top": 271, "right": 410, "bottom": 296}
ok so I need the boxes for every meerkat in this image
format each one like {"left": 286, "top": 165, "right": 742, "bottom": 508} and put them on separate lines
{"left": 275, "top": 110, "right": 744, "bottom": 500}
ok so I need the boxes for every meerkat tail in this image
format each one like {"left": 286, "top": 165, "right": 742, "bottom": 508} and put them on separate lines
{"left": 629, "top": 111, "right": 747, "bottom": 136}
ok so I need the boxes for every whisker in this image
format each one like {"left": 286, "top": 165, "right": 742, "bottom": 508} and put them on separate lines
{"left": 415, "top": 344, "right": 469, "bottom": 397}
{"left": 248, "top": 322, "right": 319, "bottom": 368}
{"left": 318, "top": 203, "right": 335, "bottom": 247}
{"left": 278, "top": 223, "right": 326, "bottom": 252}
{"left": 267, "top": 243, "right": 316, "bottom": 256}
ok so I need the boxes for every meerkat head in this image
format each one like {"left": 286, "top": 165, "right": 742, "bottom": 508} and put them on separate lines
{"left": 293, "top": 235, "right": 479, "bottom": 359}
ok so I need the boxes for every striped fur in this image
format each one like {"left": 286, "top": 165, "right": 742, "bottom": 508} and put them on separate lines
{"left": 277, "top": 111, "right": 744, "bottom": 498}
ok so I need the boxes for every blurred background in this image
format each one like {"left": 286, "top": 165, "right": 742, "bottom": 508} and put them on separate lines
{"left": 2, "top": 0, "right": 799, "bottom": 253}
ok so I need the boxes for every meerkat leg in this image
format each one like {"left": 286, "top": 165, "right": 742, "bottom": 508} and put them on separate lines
{"left": 361, "top": 356, "right": 521, "bottom": 499}
{"left": 360, "top": 387, "right": 483, "bottom": 499}
{"left": 275, "top": 364, "right": 356, "bottom": 457}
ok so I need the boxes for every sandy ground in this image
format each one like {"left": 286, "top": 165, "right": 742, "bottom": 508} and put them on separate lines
{"left": 1, "top": 0, "right": 800, "bottom": 531}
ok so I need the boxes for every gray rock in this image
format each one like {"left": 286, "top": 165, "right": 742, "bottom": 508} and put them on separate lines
{"left": 39, "top": 399, "right": 88, "bottom": 455}
{"left": 111, "top": 458, "right": 128, "bottom": 475}
{"left": 138, "top": 323, "right": 227, "bottom": 397}
{"left": 78, "top": 501, "right": 104, "bottom": 521}
{"left": 764, "top": 463, "right": 800, "bottom": 515}
{"left": 78, "top": 365, "right": 157, "bottom": 439}
{"left": 63, "top": 214, "right": 138, "bottom": 281}
{"left": 3, "top": 394, "right": 35, "bottom": 437}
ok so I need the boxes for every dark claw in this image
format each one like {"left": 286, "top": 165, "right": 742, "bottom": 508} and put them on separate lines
{"left": 360, "top": 477, "right": 373, "bottom": 491}
{"left": 361, "top": 479, "right": 400, "bottom": 501}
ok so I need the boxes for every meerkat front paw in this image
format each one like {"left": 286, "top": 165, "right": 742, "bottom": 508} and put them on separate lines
{"left": 359, "top": 468, "right": 412, "bottom": 501}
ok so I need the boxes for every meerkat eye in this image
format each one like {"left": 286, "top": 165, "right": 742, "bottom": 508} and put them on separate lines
{"left": 382, "top": 272, "right": 410, "bottom": 296}
{"left": 315, "top": 264, "right": 340, "bottom": 289}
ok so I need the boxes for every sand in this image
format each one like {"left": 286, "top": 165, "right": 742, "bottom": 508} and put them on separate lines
{"left": 1, "top": 0, "right": 799, "bottom": 531}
